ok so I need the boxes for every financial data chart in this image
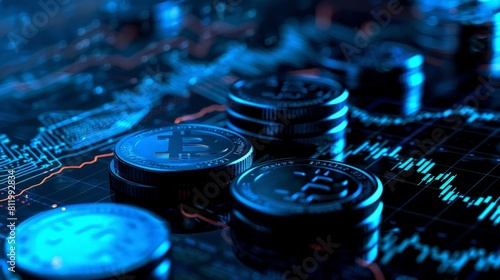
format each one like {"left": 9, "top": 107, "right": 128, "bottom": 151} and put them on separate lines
{"left": 0, "top": 0, "right": 499, "bottom": 279}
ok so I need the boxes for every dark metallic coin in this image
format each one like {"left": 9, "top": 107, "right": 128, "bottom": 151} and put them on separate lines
{"left": 226, "top": 75, "right": 348, "bottom": 158}
{"left": 225, "top": 105, "right": 348, "bottom": 137}
{"left": 227, "top": 75, "right": 348, "bottom": 122}
{"left": 7, "top": 203, "right": 171, "bottom": 280}
{"left": 109, "top": 159, "right": 191, "bottom": 202}
{"left": 231, "top": 223, "right": 381, "bottom": 272}
{"left": 225, "top": 118, "right": 347, "bottom": 145}
{"left": 320, "top": 41, "right": 424, "bottom": 115}
{"left": 113, "top": 124, "right": 253, "bottom": 187}
{"left": 413, "top": 1, "right": 498, "bottom": 70}
{"left": 231, "top": 158, "right": 383, "bottom": 226}
{"left": 230, "top": 158, "right": 384, "bottom": 265}
{"left": 321, "top": 41, "right": 424, "bottom": 89}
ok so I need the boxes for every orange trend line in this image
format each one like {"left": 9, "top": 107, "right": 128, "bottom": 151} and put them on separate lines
{"left": 221, "top": 227, "right": 234, "bottom": 246}
{"left": 357, "top": 258, "right": 385, "bottom": 280}
{"left": 0, "top": 153, "right": 114, "bottom": 202}
{"left": 174, "top": 104, "right": 226, "bottom": 124}
{"left": 179, "top": 204, "right": 227, "bottom": 227}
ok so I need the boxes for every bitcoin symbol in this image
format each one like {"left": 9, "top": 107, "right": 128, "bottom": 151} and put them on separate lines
{"left": 261, "top": 91, "right": 303, "bottom": 100}
{"left": 260, "top": 80, "right": 303, "bottom": 100}
{"left": 282, "top": 169, "right": 348, "bottom": 203}
{"left": 155, "top": 130, "right": 228, "bottom": 160}
{"left": 260, "top": 80, "right": 325, "bottom": 101}
{"left": 43, "top": 217, "right": 126, "bottom": 264}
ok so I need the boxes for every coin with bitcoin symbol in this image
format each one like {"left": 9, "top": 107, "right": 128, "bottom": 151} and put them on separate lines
{"left": 6, "top": 203, "right": 171, "bottom": 280}
{"left": 110, "top": 124, "right": 254, "bottom": 201}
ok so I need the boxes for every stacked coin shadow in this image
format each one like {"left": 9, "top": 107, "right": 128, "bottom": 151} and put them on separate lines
{"left": 319, "top": 41, "right": 424, "bottom": 116}
{"left": 225, "top": 74, "right": 349, "bottom": 160}
{"left": 3, "top": 203, "right": 172, "bottom": 280}
{"left": 108, "top": 124, "right": 254, "bottom": 232}
{"left": 109, "top": 188, "right": 224, "bottom": 234}
{"left": 228, "top": 158, "right": 384, "bottom": 277}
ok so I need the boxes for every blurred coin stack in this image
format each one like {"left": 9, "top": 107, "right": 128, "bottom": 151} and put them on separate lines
{"left": 225, "top": 74, "right": 349, "bottom": 159}
{"left": 320, "top": 41, "right": 424, "bottom": 116}
{"left": 412, "top": 0, "right": 500, "bottom": 76}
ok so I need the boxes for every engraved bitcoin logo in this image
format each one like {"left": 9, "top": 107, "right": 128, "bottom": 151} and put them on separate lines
{"left": 260, "top": 80, "right": 324, "bottom": 101}
{"left": 261, "top": 81, "right": 306, "bottom": 100}
{"left": 276, "top": 169, "right": 348, "bottom": 203}
{"left": 155, "top": 130, "right": 228, "bottom": 160}
{"left": 44, "top": 216, "right": 126, "bottom": 262}
{"left": 15, "top": 203, "right": 170, "bottom": 280}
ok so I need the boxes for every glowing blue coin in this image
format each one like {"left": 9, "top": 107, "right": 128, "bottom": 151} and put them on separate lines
{"left": 9, "top": 203, "right": 170, "bottom": 280}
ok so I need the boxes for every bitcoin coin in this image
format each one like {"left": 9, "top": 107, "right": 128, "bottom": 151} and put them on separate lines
{"left": 227, "top": 75, "right": 348, "bottom": 122}
{"left": 321, "top": 41, "right": 423, "bottom": 80}
{"left": 109, "top": 159, "right": 189, "bottom": 202}
{"left": 226, "top": 105, "right": 348, "bottom": 137}
{"left": 230, "top": 158, "right": 383, "bottom": 263}
{"left": 225, "top": 118, "right": 347, "bottom": 145}
{"left": 225, "top": 75, "right": 348, "bottom": 158}
{"left": 113, "top": 124, "right": 254, "bottom": 187}
{"left": 8, "top": 203, "right": 171, "bottom": 280}
{"left": 320, "top": 41, "right": 424, "bottom": 116}
{"left": 231, "top": 158, "right": 382, "bottom": 219}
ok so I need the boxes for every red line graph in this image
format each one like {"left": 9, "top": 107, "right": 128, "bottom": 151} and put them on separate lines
{"left": 0, "top": 153, "right": 114, "bottom": 202}
{"left": 357, "top": 258, "right": 385, "bottom": 280}
{"left": 174, "top": 104, "right": 226, "bottom": 123}
{"left": 179, "top": 204, "right": 227, "bottom": 227}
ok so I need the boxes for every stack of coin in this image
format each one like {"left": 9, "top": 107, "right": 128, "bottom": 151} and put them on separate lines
{"left": 5, "top": 203, "right": 171, "bottom": 280}
{"left": 412, "top": 4, "right": 461, "bottom": 55}
{"left": 225, "top": 74, "right": 349, "bottom": 158}
{"left": 229, "top": 159, "right": 384, "bottom": 274}
{"left": 109, "top": 124, "right": 253, "bottom": 211}
{"left": 319, "top": 41, "right": 424, "bottom": 116}
{"left": 412, "top": 0, "right": 499, "bottom": 75}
